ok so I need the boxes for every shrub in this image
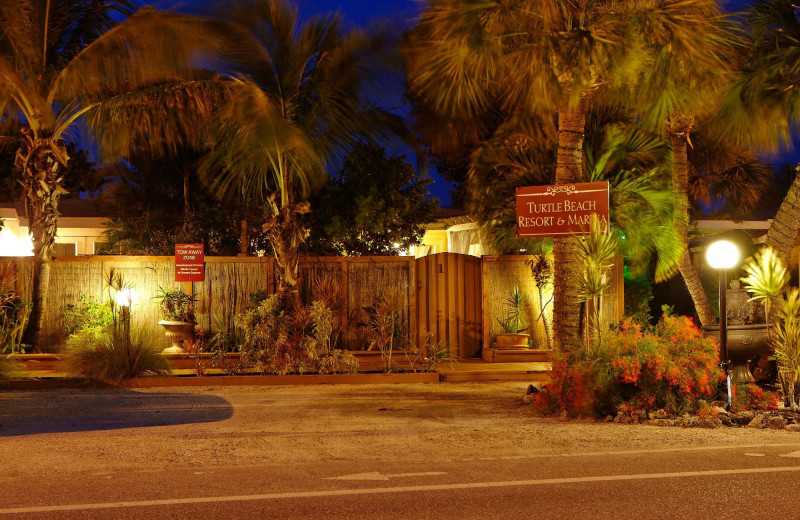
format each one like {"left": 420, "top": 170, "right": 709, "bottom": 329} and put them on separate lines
{"left": 214, "top": 290, "right": 358, "bottom": 375}
{"left": 62, "top": 327, "right": 170, "bottom": 384}
{"left": 731, "top": 384, "right": 780, "bottom": 412}
{"left": 62, "top": 295, "right": 113, "bottom": 336}
{"left": 533, "top": 314, "right": 722, "bottom": 417}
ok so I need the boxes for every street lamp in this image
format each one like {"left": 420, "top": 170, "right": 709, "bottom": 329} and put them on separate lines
{"left": 706, "top": 240, "right": 739, "bottom": 409}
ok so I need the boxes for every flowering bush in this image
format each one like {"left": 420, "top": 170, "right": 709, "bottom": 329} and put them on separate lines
{"left": 731, "top": 383, "right": 780, "bottom": 413}
{"left": 534, "top": 314, "right": 723, "bottom": 417}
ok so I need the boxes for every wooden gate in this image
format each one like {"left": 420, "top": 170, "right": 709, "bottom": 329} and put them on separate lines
{"left": 416, "top": 253, "right": 482, "bottom": 359}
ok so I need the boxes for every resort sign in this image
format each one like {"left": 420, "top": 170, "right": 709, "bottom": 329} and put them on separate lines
{"left": 516, "top": 181, "right": 610, "bottom": 238}
{"left": 175, "top": 243, "right": 205, "bottom": 282}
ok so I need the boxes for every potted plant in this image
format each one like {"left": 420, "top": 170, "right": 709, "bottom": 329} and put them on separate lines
{"left": 154, "top": 286, "right": 197, "bottom": 354}
{"left": 494, "top": 286, "right": 530, "bottom": 349}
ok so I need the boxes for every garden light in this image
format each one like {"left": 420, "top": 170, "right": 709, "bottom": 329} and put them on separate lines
{"left": 706, "top": 240, "right": 739, "bottom": 269}
{"left": 115, "top": 287, "right": 138, "bottom": 307}
{"left": 706, "top": 239, "right": 739, "bottom": 410}
{"left": 0, "top": 227, "right": 33, "bottom": 256}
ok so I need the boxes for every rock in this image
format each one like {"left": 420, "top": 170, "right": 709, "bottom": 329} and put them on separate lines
{"left": 711, "top": 400, "right": 727, "bottom": 409}
{"left": 699, "top": 417, "right": 722, "bottom": 429}
{"left": 651, "top": 409, "right": 671, "bottom": 420}
{"left": 614, "top": 414, "right": 633, "bottom": 424}
{"left": 748, "top": 414, "right": 769, "bottom": 429}
{"left": 713, "top": 406, "right": 730, "bottom": 417}
{"left": 648, "top": 419, "right": 675, "bottom": 427}
{"left": 720, "top": 415, "right": 734, "bottom": 427}
{"left": 632, "top": 410, "right": 648, "bottom": 424}
{"left": 769, "top": 416, "right": 787, "bottom": 430}
{"left": 526, "top": 384, "right": 539, "bottom": 395}
{"left": 604, "top": 415, "right": 614, "bottom": 423}
{"left": 733, "top": 412, "right": 755, "bottom": 426}
{"left": 785, "top": 424, "right": 800, "bottom": 433}
{"left": 676, "top": 415, "right": 699, "bottom": 428}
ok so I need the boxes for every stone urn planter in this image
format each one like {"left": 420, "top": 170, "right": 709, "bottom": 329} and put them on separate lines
{"left": 494, "top": 332, "right": 530, "bottom": 350}
{"left": 158, "top": 320, "right": 195, "bottom": 354}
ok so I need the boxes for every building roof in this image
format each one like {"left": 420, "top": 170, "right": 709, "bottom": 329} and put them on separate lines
{"left": 0, "top": 198, "right": 113, "bottom": 220}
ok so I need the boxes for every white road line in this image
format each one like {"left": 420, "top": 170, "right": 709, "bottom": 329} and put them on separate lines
{"left": 3, "top": 465, "right": 800, "bottom": 515}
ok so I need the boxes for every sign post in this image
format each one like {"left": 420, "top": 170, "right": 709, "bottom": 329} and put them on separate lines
{"left": 516, "top": 181, "right": 610, "bottom": 238}
{"left": 175, "top": 243, "right": 205, "bottom": 282}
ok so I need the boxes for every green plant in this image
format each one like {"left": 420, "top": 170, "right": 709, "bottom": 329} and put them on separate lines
{"left": 154, "top": 286, "right": 197, "bottom": 323}
{"left": 62, "top": 326, "right": 170, "bottom": 384}
{"left": 0, "top": 264, "right": 29, "bottom": 354}
{"left": 62, "top": 295, "right": 113, "bottom": 336}
{"left": 740, "top": 246, "right": 789, "bottom": 342}
{"left": 527, "top": 256, "right": 554, "bottom": 349}
{"left": 497, "top": 286, "right": 528, "bottom": 334}
{"left": 574, "top": 215, "right": 617, "bottom": 349}
{"left": 404, "top": 332, "right": 451, "bottom": 373}
{"left": 361, "top": 287, "right": 405, "bottom": 371}
{"left": 774, "top": 288, "right": 800, "bottom": 410}
{"left": 214, "top": 286, "right": 358, "bottom": 376}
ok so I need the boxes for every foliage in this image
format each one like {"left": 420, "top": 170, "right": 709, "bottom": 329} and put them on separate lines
{"left": 0, "top": 266, "right": 29, "bottom": 354}
{"left": 574, "top": 216, "right": 618, "bottom": 347}
{"left": 361, "top": 287, "right": 406, "bottom": 371}
{"left": 403, "top": 334, "right": 451, "bottom": 373}
{"left": 205, "top": 0, "right": 411, "bottom": 296}
{"left": 740, "top": 247, "right": 789, "bottom": 324}
{"left": 62, "top": 326, "right": 169, "bottom": 384}
{"left": 730, "top": 383, "right": 780, "bottom": 413}
{"left": 497, "top": 287, "right": 528, "bottom": 335}
{"left": 154, "top": 287, "right": 197, "bottom": 323}
{"left": 62, "top": 295, "right": 113, "bottom": 336}
{"left": 533, "top": 315, "right": 722, "bottom": 418}
{"left": 774, "top": 288, "right": 800, "bottom": 410}
{"left": 307, "top": 143, "right": 436, "bottom": 256}
{"left": 527, "top": 256, "right": 554, "bottom": 349}
{"left": 213, "top": 287, "right": 358, "bottom": 376}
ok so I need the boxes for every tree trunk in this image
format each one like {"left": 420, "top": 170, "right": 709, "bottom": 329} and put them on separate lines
{"left": 553, "top": 96, "right": 588, "bottom": 352}
{"left": 17, "top": 132, "right": 68, "bottom": 348}
{"left": 765, "top": 168, "right": 800, "bottom": 269}
{"left": 668, "top": 125, "right": 716, "bottom": 326}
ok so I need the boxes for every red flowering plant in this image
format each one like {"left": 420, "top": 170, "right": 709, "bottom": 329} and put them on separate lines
{"left": 534, "top": 313, "right": 723, "bottom": 418}
{"left": 730, "top": 384, "right": 780, "bottom": 413}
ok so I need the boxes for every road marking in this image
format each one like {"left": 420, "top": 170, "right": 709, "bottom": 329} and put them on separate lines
{"left": 779, "top": 450, "right": 800, "bottom": 458}
{"left": 325, "top": 472, "right": 447, "bottom": 481}
{"left": 4, "top": 465, "right": 800, "bottom": 515}
{"left": 744, "top": 453, "right": 766, "bottom": 457}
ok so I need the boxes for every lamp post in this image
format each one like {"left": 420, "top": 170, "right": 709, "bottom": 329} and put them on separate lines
{"left": 706, "top": 240, "right": 739, "bottom": 409}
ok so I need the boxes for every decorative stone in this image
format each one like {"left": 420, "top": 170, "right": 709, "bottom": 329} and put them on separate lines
{"left": 614, "top": 414, "right": 632, "bottom": 424}
{"left": 733, "top": 412, "right": 755, "bottom": 426}
{"left": 632, "top": 410, "right": 648, "bottom": 423}
{"left": 769, "top": 416, "right": 787, "bottom": 430}
{"left": 699, "top": 417, "right": 722, "bottom": 429}
{"left": 648, "top": 419, "right": 675, "bottom": 427}
{"left": 720, "top": 415, "right": 734, "bottom": 427}
{"left": 748, "top": 414, "right": 769, "bottom": 429}
{"left": 604, "top": 415, "right": 614, "bottom": 423}
{"left": 651, "top": 409, "right": 671, "bottom": 420}
{"left": 676, "top": 415, "right": 699, "bottom": 428}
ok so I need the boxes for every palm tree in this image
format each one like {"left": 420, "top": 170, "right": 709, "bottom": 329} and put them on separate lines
{"left": 203, "top": 0, "right": 410, "bottom": 301}
{"left": 716, "top": 0, "right": 800, "bottom": 269}
{"left": 0, "top": 1, "right": 244, "bottom": 345}
{"left": 407, "top": 0, "right": 632, "bottom": 350}
{"left": 625, "top": 0, "right": 742, "bottom": 326}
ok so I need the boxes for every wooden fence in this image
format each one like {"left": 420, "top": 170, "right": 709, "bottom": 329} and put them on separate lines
{"left": 0, "top": 253, "right": 623, "bottom": 356}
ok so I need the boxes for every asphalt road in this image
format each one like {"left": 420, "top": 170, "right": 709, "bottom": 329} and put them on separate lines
{"left": 2, "top": 383, "right": 800, "bottom": 519}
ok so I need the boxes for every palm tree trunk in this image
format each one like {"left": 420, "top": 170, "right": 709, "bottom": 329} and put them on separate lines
{"left": 17, "top": 135, "right": 67, "bottom": 348}
{"left": 765, "top": 170, "right": 800, "bottom": 269}
{"left": 553, "top": 96, "right": 588, "bottom": 351}
{"left": 668, "top": 126, "right": 715, "bottom": 326}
